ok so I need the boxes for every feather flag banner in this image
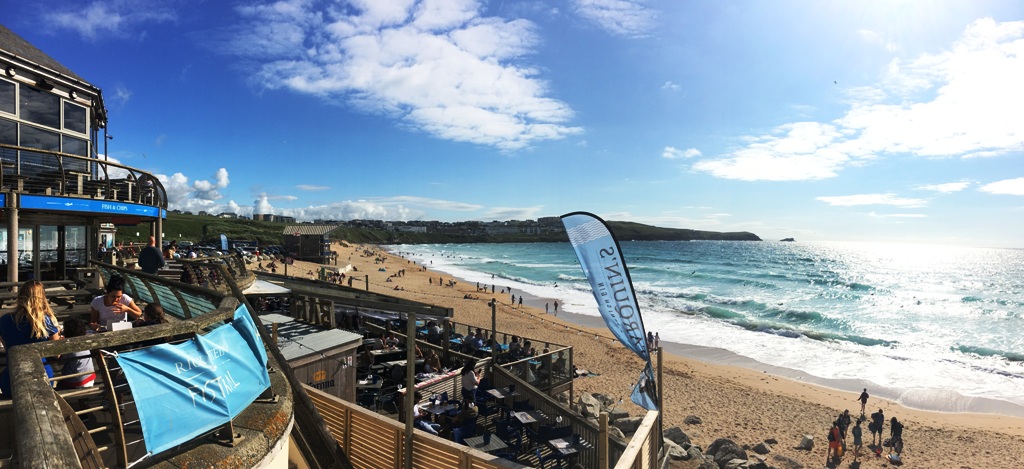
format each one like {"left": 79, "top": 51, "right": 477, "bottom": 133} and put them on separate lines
{"left": 562, "top": 212, "right": 657, "bottom": 410}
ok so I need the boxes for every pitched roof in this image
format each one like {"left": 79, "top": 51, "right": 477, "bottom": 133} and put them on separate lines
{"left": 0, "top": 24, "right": 88, "bottom": 84}
{"left": 283, "top": 224, "right": 342, "bottom": 236}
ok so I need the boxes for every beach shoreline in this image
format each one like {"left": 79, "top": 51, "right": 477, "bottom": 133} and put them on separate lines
{"left": 289, "top": 242, "right": 1024, "bottom": 468}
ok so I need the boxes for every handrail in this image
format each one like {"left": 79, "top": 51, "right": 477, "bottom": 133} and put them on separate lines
{"left": 179, "top": 254, "right": 257, "bottom": 292}
{"left": 613, "top": 411, "right": 661, "bottom": 469}
{"left": 0, "top": 142, "right": 167, "bottom": 208}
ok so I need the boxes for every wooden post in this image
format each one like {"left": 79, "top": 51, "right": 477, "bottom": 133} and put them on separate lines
{"left": 599, "top": 412, "right": 609, "bottom": 469}
{"left": 365, "top": 274, "right": 370, "bottom": 292}
{"left": 657, "top": 346, "right": 664, "bottom": 453}
{"left": 490, "top": 299, "right": 497, "bottom": 362}
{"left": 404, "top": 312, "right": 417, "bottom": 469}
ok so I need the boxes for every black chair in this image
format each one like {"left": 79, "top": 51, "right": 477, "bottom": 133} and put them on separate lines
{"left": 534, "top": 447, "right": 564, "bottom": 469}
{"left": 494, "top": 427, "right": 523, "bottom": 462}
{"left": 377, "top": 387, "right": 401, "bottom": 414}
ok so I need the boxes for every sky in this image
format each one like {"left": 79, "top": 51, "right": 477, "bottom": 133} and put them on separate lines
{"left": 5, "top": 0, "right": 1024, "bottom": 248}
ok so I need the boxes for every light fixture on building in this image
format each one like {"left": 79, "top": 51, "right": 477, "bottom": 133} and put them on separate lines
{"left": 35, "top": 78, "right": 54, "bottom": 90}
{"left": 69, "top": 90, "right": 78, "bottom": 99}
{"left": 4, "top": 66, "right": 14, "bottom": 77}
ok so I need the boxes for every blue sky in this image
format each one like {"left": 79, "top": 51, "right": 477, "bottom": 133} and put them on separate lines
{"left": 6, "top": 0, "right": 1024, "bottom": 247}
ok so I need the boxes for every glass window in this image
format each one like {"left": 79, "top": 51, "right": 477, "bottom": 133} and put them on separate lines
{"left": 20, "top": 125, "right": 60, "bottom": 174}
{"left": 19, "top": 85, "right": 60, "bottom": 129}
{"left": 62, "top": 135, "right": 89, "bottom": 172}
{"left": 0, "top": 118, "right": 15, "bottom": 145}
{"left": 65, "top": 226, "right": 87, "bottom": 267}
{"left": 0, "top": 79, "right": 13, "bottom": 115}
{"left": 63, "top": 101, "right": 87, "bottom": 134}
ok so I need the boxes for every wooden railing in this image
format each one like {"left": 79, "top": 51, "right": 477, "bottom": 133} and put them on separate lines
{"left": 0, "top": 143, "right": 167, "bottom": 207}
{"left": 179, "top": 253, "right": 256, "bottom": 292}
{"left": 306, "top": 384, "right": 529, "bottom": 469}
{"left": 613, "top": 411, "right": 660, "bottom": 469}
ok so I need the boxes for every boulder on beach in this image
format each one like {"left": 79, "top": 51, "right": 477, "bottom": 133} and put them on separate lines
{"left": 664, "top": 426, "right": 692, "bottom": 448}
{"left": 706, "top": 438, "right": 747, "bottom": 469}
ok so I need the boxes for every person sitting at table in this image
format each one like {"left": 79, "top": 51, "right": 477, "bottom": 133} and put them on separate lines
{"left": 89, "top": 275, "right": 142, "bottom": 331}
{"left": 56, "top": 318, "right": 95, "bottom": 390}
{"left": 508, "top": 336, "right": 522, "bottom": 357}
{"left": 554, "top": 351, "right": 568, "bottom": 375}
{"left": 134, "top": 302, "right": 168, "bottom": 327}
{"left": 384, "top": 331, "right": 400, "bottom": 349}
{"left": 426, "top": 321, "right": 442, "bottom": 343}
{"left": 0, "top": 280, "right": 62, "bottom": 399}
{"left": 424, "top": 349, "right": 442, "bottom": 373}
{"left": 444, "top": 401, "right": 478, "bottom": 436}
{"left": 470, "top": 329, "right": 486, "bottom": 350}
{"left": 413, "top": 391, "right": 441, "bottom": 435}
{"left": 372, "top": 333, "right": 386, "bottom": 351}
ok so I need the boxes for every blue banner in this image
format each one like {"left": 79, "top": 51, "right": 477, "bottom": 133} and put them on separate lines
{"left": 631, "top": 362, "right": 659, "bottom": 411}
{"left": 19, "top": 194, "right": 160, "bottom": 217}
{"left": 562, "top": 212, "right": 657, "bottom": 410}
{"left": 118, "top": 305, "right": 270, "bottom": 455}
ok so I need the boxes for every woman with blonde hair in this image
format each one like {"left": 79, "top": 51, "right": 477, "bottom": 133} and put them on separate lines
{"left": 0, "top": 280, "right": 62, "bottom": 398}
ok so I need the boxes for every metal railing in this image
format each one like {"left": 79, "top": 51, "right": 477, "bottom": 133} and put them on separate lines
{"left": 0, "top": 143, "right": 167, "bottom": 208}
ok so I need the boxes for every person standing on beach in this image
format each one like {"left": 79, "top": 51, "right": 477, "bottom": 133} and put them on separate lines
{"left": 654, "top": 332, "right": 660, "bottom": 350}
{"left": 857, "top": 388, "right": 869, "bottom": 416}
{"left": 870, "top": 409, "right": 885, "bottom": 446}
{"left": 826, "top": 420, "right": 842, "bottom": 464}
{"left": 511, "top": 293, "right": 515, "bottom": 305}
{"left": 838, "top": 409, "right": 852, "bottom": 443}
{"left": 852, "top": 418, "right": 864, "bottom": 461}
{"left": 545, "top": 303, "right": 549, "bottom": 313}
{"left": 553, "top": 301, "right": 558, "bottom": 315}
{"left": 518, "top": 296, "right": 522, "bottom": 308}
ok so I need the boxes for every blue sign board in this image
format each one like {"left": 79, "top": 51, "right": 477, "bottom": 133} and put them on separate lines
{"left": 118, "top": 305, "right": 271, "bottom": 455}
{"left": 19, "top": 194, "right": 160, "bottom": 217}
{"left": 0, "top": 194, "right": 6, "bottom": 207}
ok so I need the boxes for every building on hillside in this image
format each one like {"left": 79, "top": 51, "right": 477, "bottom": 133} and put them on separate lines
{"left": 282, "top": 224, "right": 340, "bottom": 263}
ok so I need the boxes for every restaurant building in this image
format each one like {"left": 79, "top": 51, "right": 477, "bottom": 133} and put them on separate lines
{"left": 0, "top": 24, "right": 166, "bottom": 284}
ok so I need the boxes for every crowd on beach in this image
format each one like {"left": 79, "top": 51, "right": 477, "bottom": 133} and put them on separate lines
{"left": 824, "top": 388, "right": 906, "bottom": 467}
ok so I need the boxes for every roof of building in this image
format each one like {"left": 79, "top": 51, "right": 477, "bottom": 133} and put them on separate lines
{"left": 267, "top": 319, "right": 363, "bottom": 361}
{"left": 0, "top": 24, "right": 89, "bottom": 85}
{"left": 282, "top": 224, "right": 342, "bottom": 236}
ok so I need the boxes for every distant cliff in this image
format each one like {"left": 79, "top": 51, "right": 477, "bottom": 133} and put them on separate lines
{"left": 127, "top": 212, "right": 762, "bottom": 246}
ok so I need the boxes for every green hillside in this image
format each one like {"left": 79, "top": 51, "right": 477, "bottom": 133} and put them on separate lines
{"left": 118, "top": 212, "right": 761, "bottom": 246}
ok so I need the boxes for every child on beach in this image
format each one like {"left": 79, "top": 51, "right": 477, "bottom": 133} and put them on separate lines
{"left": 852, "top": 418, "right": 863, "bottom": 460}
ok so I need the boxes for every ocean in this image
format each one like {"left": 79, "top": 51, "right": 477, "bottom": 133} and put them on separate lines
{"left": 385, "top": 241, "right": 1024, "bottom": 416}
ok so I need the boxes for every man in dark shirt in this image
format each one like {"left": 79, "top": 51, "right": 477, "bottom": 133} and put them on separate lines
{"left": 138, "top": 236, "right": 165, "bottom": 274}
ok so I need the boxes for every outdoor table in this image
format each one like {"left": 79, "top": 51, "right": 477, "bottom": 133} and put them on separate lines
{"left": 422, "top": 402, "right": 459, "bottom": 416}
{"left": 370, "top": 349, "right": 407, "bottom": 364}
{"left": 464, "top": 434, "right": 508, "bottom": 454}
{"left": 357, "top": 379, "right": 382, "bottom": 390}
{"left": 548, "top": 436, "right": 593, "bottom": 456}
{"left": 512, "top": 410, "right": 547, "bottom": 425}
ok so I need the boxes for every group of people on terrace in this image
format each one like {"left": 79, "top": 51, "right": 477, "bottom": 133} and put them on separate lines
{"left": 0, "top": 275, "right": 169, "bottom": 399}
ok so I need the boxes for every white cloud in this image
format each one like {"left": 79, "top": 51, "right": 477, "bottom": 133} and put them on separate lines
{"left": 869, "top": 212, "right": 927, "bottom": 218}
{"left": 979, "top": 177, "right": 1024, "bottom": 195}
{"left": 571, "top": 0, "right": 657, "bottom": 38}
{"left": 662, "top": 81, "right": 680, "bottom": 91}
{"left": 693, "top": 122, "right": 849, "bottom": 181}
{"left": 45, "top": 1, "right": 176, "bottom": 40}
{"left": 224, "top": 0, "right": 581, "bottom": 151}
{"left": 859, "top": 29, "right": 899, "bottom": 52}
{"left": 481, "top": 206, "right": 544, "bottom": 220}
{"left": 916, "top": 181, "right": 970, "bottom": 193}
{"left": 704, "top": 19, "right": 1024, "bottom": 182}
{"left": 816, "top": 193, "right": 928, "bottom": 208}
{"left": 662, "top": 146, "right": 700, "bottom": 159}
{"left": 296, "top": 184, "right": 330, "bottom": 191}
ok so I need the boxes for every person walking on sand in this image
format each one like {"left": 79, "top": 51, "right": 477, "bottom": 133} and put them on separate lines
{"left": 826, "top": 420, "right": 842, "bottom": 465}
{"left": 852, "top": 418, "right": 864, "bottom": 461}
{"left": 518, "top": 296, "right": 522, "bottom": 308}
{"left": 545, "top": 303, "right": 549, "bottom": 313}
{"left": 838, "top": 409, "right": 852, "bottom": 443}
{"left": 857, "top": 388, "right": 869, "bottom": 416}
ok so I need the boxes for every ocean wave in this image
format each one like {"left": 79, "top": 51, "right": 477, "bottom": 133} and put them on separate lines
{"left": 690, "top": 306, "right": 894, "bottom": 348}
{"left": 557, "top": 273, "right": 587, "bottom": 281}
{"left": 955, "top": 345, "right": 1024, "bottom": 363}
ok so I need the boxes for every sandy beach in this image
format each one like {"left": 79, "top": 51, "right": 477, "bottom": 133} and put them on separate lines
{"left": 286, "top": 242, "right": 1024, "bottom": 468}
